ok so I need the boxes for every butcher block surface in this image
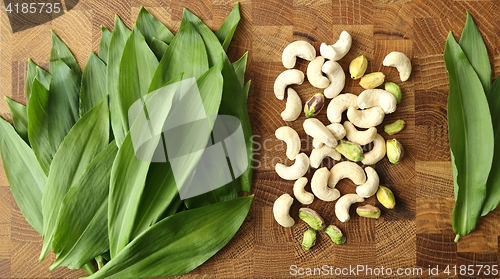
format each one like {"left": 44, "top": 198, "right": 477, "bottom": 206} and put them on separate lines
{"left": 1, "top": 0, "right": 500, "bottom": 278}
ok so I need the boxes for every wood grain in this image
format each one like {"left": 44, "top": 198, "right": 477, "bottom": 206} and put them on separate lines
{"left": 1, "top": 0, "right": 500, "bottom": 278}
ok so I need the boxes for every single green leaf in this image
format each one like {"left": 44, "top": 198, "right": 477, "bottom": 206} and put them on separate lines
{"left": 116, "top": 25, "right": 159, "bottom": 138}
{"left": 80, "top": 52, "right": 107, "bottom": 116}
{"left": 98, "top": 26, "right": 112, "bottom": 64}
{"left": 4, "top": 97, "right": 28, "bottom": 143}
{"left": 40, "top": 98, "right": 110, "bottom": 260}
{"left": 232, "top": 52, "right": 248, "bottom": 89}
{"left": 87, "top": 196, "right": 253, "bottom": 279}
{"left": 107, "top": 15, "right": 131, "bottom": 147}
{"left": 149, "top": 20, "right": 209, "bottom": 92}
{"left": 28, "top": 60, "right": 80, "bottom": 175}
{"left": 51, "top": 141, "right": 118, "bottom": 270}
{"left": 444, "top": 32, "right": 494, "bottom": 242}
{"left": 25, "top": 59, "right": 37, "bottom": 102}
{"left": 482, "top": 77, "right": 500, "bottom": 216}
{"left": 215, "top": 2, "right": 241, "bottom": 52}
{"left": 150, "top": 37, "right": 168, "bottom": 60}
{"left": 108, "top": 83, "right": 180, "bottom": 258}
{"left": 243, "top": 80, "right": 251, "bottom": 100}
{"left": 459, "top": 12, "right": 492, "bottom": 93}
{"left": 136, "top": 6, "right": 174, "bottom": 46}
{"left": 182, "top": 8, "right": 253, "bottom": 197}
{"left": 50, "top": 31, "right": 82, "bottom": 80}
{"left": 0, "top": 117, "right": 45, "bottom": 234}
{"left": 35, "top": 66, "right": 52, "bottom": 90}
{"left": 25, "top": 60, "right": 51, "bottom": 103}
{"left": 131, "top": 63, "right": 224, "bottom": 237}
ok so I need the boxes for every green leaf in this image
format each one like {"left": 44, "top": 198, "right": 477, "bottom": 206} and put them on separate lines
{"left": 50, "top": 31, "right": 82, "bottom": 80}
{"left": 108, "top": 83, "right": 180, "bottom": 258}
{"left": 232, "top": 52, "right": 248, "bottom": 89}
{"left": 0, "top": 117, "right": 45, "bottom": 234}
{"left": 107, "top": 15, "right": 131, "bottom": 147}
{"left": 98, "top": 26, "right": 112, "bottom": 64}
{"left": 4, "top": 97, "right": 28, "bottom": 143}
{"left": 40, "top": 98, "right": 110, "bottom": 260}
{"left": 87, "top": 196, "right": 253, "bottom": 279}
{"left": 25, "top": 59, "right": 37, "bottom": 102}
{"left": 28, "top": 61, "right": 80, "bottom": 175}
{"left": 181, "top": 8, "right": 253, "bottom": 197}
{"left": 482, "top": 77, "right": 500, "bottom": 216}
{"left": 150, "top": 37, "right": 168, "bottom": 60}
{"left": 149, "top": 20, "right": 209, "bottom": 92}
{"left": 51, "top": 141, "right": 118, "bottom": 270}
{"left": 80, "top": 53, "right": 107, "bottom": 116}
{"left": 215, "top": 2, "right": 241, "bottom": 53}
{"left": 444, "top": 32, "right": 494, "bottom": 242}
{"left": 116, "top": 25, "right": 159, "bottom": 138}
{"left": 136, "top": 6, "right": 174, "bottom": 46}
{"left": 459, "top": 12, "right": 492, "bottom": 93}
{"left": 131, "top": 63, "right": 224, "bottom": 237}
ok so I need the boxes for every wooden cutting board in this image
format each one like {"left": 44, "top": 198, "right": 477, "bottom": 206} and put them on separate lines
{"left": 1, "top": 0, "right": 500, "bottom": 278}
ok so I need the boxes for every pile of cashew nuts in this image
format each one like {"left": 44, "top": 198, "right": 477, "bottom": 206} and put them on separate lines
{"left": 272, "top": 31, "right": 411, "bottom": 249}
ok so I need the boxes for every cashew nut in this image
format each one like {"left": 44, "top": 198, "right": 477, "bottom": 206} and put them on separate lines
{"left": 275, "top": 153, "right": 310, "bottom": 180}
{"left": 335, "top": 194, "right": 364, "bottom": 222}
{"left": 382, "top": 51, "right": 412, "bottom": 82}
{"left": 326, "top": 123, "right": 347, "bottom": 140}
{"left": 281, "top": 88, "right": 302, "bottom": 121}
{"left": 343, "top": 121, "right": 377, "bottom": 145}
{"left": 275, "top": 126, "right": 301, "bottom": 160}
{"left": 361, "top": 134, "right": 386, "bottom": 165}
{"left": 322, "top": 60, "right": 345, "bottom": 99}
{"left": 326, "top": 93, "right": 358, "bottom": 123}
{"left": 346, "top": 107, "right": 385, "bottom": 129}
{"left": 274, "top": 69, "right": 305, "bottom": 100}
{"left": 282, "top": 40, "right": 316, "bottom": 69}
{"left": 307, "top": 56, "right": 330, "bottom": 89}
{"left": 311, "top": 167, "right": 340, "bottom": 202}
{"left": 356, "top": 166, "right": 380, "bottom": 198}
{"left": 303, "top": 118, "right": 337, "bottom": 148}
{"left": 358, "top": 89, "right": 397, "bottom": 114}
{"left": 273, "top": 193, "right": 295, "bottom": 227}
{"left": 293, "top": 177, "right": 314, "bottom": 205}
{"left": 310, "top": 145, "right": 341, "bottom": 168}
{"left": 328, "top": 161, "right": 367, "bottom": 188}
{"left": 320, "top": 30, "right": 352, "bottom": 61}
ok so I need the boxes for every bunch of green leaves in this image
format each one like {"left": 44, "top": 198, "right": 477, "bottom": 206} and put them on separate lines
{"left": 0, "top": 3, "right": 254, "bottom": 277}
{"left": 444, "top": 12, "right": 500, "bottom": 242}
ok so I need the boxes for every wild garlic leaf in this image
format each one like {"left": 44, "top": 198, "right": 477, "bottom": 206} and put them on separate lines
{"left": 50, "top": 31, "right": 82, "bottom": 81}
{"left": 28, "top": 60, "right": 80, "bottom": 175}
{"left": 117, "top": 25, "right": 159, "bottom": 134}
{"left": 0, "top": 117, "right": 45, "bottom": 234}
{"left": 51, "top": 141, "right": 118, "bottom": 270}
{"left": 149, "top": 20, "right": 209, "bottom": 92}
{"left": 108, "top": 82, "right": 180, "bottom": 258}
{"left": 87, "top": 196, "right": 253, "bottom": 279}
{"left": 98, "top": 26, "right": 112, "bottom": 64}
{"left": 107, "top": 15, "right": 131, "bottom": 147}
{"left": 4, "top": 97, "right": 28, "bottom": 143}
{"left": 40, "top": 98, "right": 110, "bottom": 260}
{"left": 150, "top": 37, "right": 168, "bottom": 60}
{"left": 444, "top": 32, "right": 494, "bottom": 242}
{"left": 136, "top": 6, "right": 174, "bottom": 44}
{"left": 181, "top": 8, "right": 253, "bottom": 197}
{"left": 215, "top": 2, "right": 240, "bottom": 53}
{"left": 459, "top": 12, "right": 492, "bottom": 94}
{"left": 232, "top": 52, "right": 248, "bottom": 89}
{"left": 482, "top": 77, "right": 500, "bottom": 216}
{"left": 131, "top": 62, "right": 224, "bottom": 237}
{"left": 80, "top": 53, "right": 107, "bottom": 116}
